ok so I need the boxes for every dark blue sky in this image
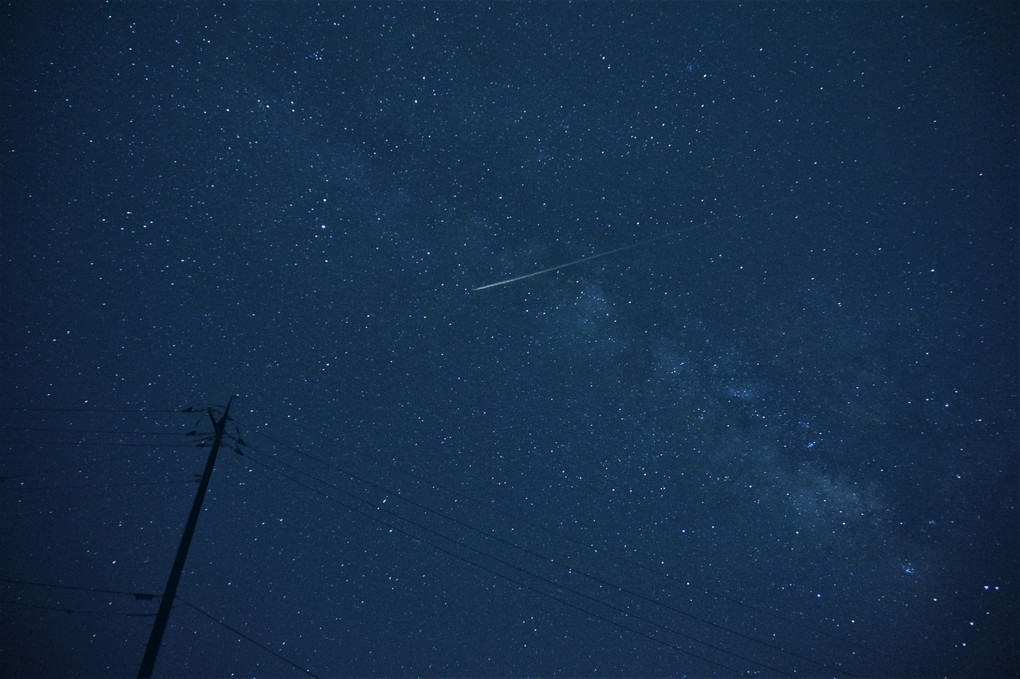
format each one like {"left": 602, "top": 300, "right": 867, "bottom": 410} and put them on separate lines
{"left": 2, "top": 2, "right": 1016, "bottom": 677}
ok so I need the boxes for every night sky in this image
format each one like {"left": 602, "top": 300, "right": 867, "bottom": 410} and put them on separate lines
{"left": 2, "top": 3, "right": 1016, "bottom": 678}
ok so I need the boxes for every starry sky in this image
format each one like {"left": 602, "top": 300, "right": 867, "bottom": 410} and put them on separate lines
{"left": 1, "top": 2, "right": 1017, "bottom": 678}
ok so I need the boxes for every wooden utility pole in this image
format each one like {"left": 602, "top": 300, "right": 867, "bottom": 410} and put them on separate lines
{"left": 138, "top": 396, "right": 235, "bottom": 678}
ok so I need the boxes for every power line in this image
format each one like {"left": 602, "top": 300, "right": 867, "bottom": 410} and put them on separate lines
{"left": 2, "top": 404, "right": 915, "bottom": 677}
{"left": 241, "top": 443, "right": 752, "bottom": 675}
{"left": 242, "top": 433, "right": 870, "bottom": 677}
{"left": 277, "top": 417, "right": 911, "bottom": 672}
{"left": 0, "top": 577, "right": 156, "bottom": 600}
{"left": 0, "top": 578, "right": 319, "bottom": 677}
{"left": 0, "top": 406, "right": 206, "bottom": 414}
{"left": 176, "top": 596, "right": 321, "bottom": 679}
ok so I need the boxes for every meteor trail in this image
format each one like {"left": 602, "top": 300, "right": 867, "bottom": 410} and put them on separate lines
{"left": 470, "top": 230, "right": 685, "bottom": 291}
{"left": 470, "top": 196, "right": 795, "bottom": 292}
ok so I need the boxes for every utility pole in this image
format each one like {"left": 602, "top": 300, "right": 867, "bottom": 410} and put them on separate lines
{"left": 138, "top": 396, "right": 235, "bottom": 678}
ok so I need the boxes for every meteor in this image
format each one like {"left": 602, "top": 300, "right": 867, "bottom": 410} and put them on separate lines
{"left": 470, "top": 196, "right": 794, "bottom": 292}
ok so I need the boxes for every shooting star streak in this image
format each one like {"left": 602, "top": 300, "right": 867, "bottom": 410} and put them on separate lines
{"left": 471, "top": 231, "right": 682, "bottom": 291}
{"left": 470, "top": 196, "right": 795, "bottom": 292}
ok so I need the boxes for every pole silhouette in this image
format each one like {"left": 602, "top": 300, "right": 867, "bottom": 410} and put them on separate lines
{"left": 138, "top": 396, "right": 235, "bottom": 678}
